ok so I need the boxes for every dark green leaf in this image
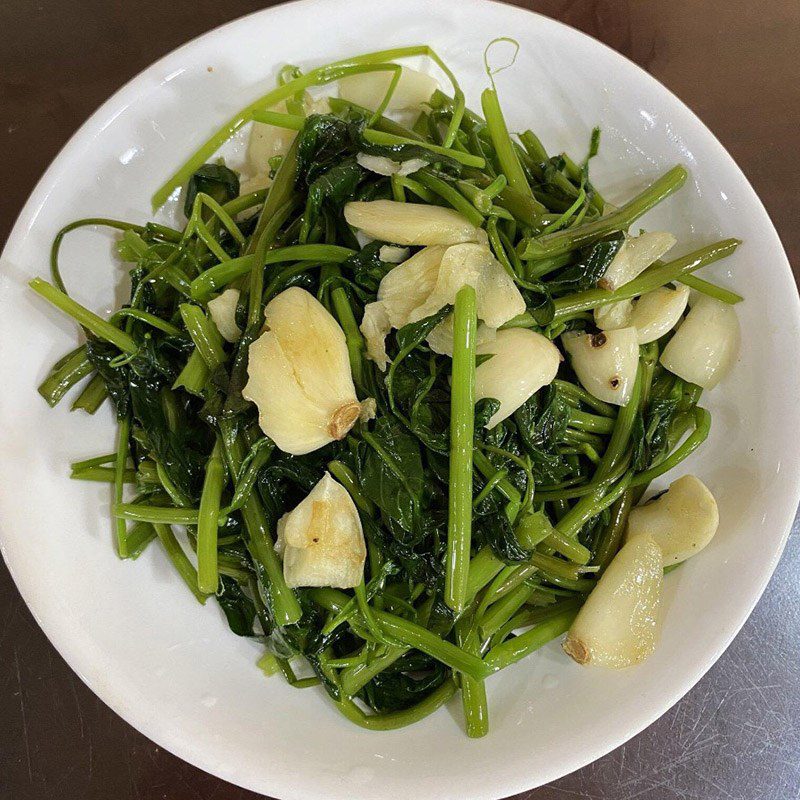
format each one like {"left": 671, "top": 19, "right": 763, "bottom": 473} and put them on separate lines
{"left": 184, "top": 164, "right": 239, "bottom": 218}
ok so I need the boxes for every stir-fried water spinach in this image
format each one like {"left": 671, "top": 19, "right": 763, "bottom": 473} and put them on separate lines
{"left": 31, "top": 43, "right": 742, "bottom": 736}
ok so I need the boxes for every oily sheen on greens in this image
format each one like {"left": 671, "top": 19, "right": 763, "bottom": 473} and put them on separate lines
{"left": 30, "top": 44, "right": 742, "bottom": 737}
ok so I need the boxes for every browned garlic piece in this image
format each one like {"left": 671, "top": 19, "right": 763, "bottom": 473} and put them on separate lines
{"left": 207, "top": 288, "right": 242, "bottom": 343}
{"left": 626, "top": 475, "right": 719, "bottom": 565}
{"left": 243, "top": 287, "right": 363, "bottom": 455}
{"left": 276, "top": 472, "right": 366, "bottom": 588}
{"left": 475, "top": 329, "right": 561, "bottom": 427}
{"left": 562, "top": 328, "right": 639, "bottom": 405}
{"left": 563, "top": 534, "right": 663, "bottom": 668}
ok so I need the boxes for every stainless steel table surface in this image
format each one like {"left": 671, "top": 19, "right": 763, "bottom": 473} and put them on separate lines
{"left": 1, "top": 1, "right": 798, "bottom": 798}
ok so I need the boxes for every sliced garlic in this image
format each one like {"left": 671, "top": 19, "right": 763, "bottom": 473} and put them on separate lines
{"left": 594, "top": 299, "right": 633, "bottom": 331}
{"left": 378, "top": 245, "right": 410, "bottom": 264}
{"left": 630, "top": 283, "right": 690, "bottom": 344}
{"left": 475, "top": 329, "right": 561, "bottom": 427}
{"left": 356, "top": 153, "right": 427, "bottom": 177}
{"left": 338, "top": 67, "right": 438, "bottom": 112}
{"left": 378, "top": 245, "right": 448, "bottom": 327}
{"left": 598, "top": 232, "right": 677, "bottom": 291}
{"left": 626, "top": 475, "right": 719, "bottom": 566}
{"left": 344, "top": 200, "right": 481, "bottom": 246}
{"left": 563, "top": 534, "right": 662, "bottom": 668}
{"left": 207, "top": 288, "right": 242, "bottom": 343}
{"left": 426, "top": 316, "right": 496, "bottom": 357}
{"left": 562, "top": 328, "right": 639, "bottom": 405}
{"left": 409, "top": 243, "right": 525, "bottom": 328}
{"left": 247, "top": 100, "right": 297, "bottom": 176}
{"left": 660, "top": 295, "right": 740, "bottom": 389}
{"left": 243, "top": 287, "right": 361, "bottom": 455}
{"left": 360, "top": 301, "right": 392, "bottom": 371}
{"left": 276, "top": 472, "right": 366, "bottom": 588}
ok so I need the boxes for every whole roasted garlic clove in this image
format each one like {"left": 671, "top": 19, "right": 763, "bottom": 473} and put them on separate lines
{"left": 660, "top": 294, "right": 740, "bottom": 389}
{"left": 562, "top": 327, "right": 639, "bottom": 405}
{"left": 598, "top": 231, "right": 677, "bottom": 291}
{"left": 625, "top": 475, "right": 719, "bottom": 565}
{"left": 344, "top": 200, "right": 481, "bottom": 246}
{"left": 563, "top": 534, "right": 663, "bottom": 668}
{"left": 276, "top": 472, "right": 366, "bottom": 588}
{"left": 475, "top": 329, "right": 561, "bottom": 428}
{"left": 244, "top": 287, "right": 363, "bottom": 455}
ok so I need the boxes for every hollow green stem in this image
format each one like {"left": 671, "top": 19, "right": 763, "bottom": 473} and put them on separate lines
{"left": 521, "top": 165, "right": 688, "bottom": 259}
{"left": 197, "top": 440, "right": 225, "bottom": 594}
{"left": 446, "top": 285, "right": 477, "bottom": 613}
{"left": 29, "top": 278, "right": 138, "bottom": 353}
{"left": 152, "top": 523, "right": 207, "bottom": 604}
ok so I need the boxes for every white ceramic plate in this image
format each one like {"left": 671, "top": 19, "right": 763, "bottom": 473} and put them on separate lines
{"left": 1, "top": 1, "right": 799, "bottom": 797}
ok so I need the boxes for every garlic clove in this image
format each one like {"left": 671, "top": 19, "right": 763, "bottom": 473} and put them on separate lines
{"left": 659, "top": 295, "right": 740, "bottom": 389}
{"left": 243, "top": 287, "right": 361, "bottom": 455}
{"left": 426, "top": 316, "right": 496, "bottom": 357}
{"left": 356, "top": 153, "right": 403, "bottom": 176}
{"left": 598, "top": 231, "right": 677, "bottom": 291}
{"left": 338, "top": 67, "right": 438, "bottom": 112}
{"left": 377, "top": 245, "right": 447, "bottom": 327}
{"left": 278, "top": 472, "right": 366, "bottom": 589}
{"left": 207, "top": 288, "right": 242, "bottom": 343}
{"left": 630, "top": 283, "right": 690, "bottom": 344}
{"left": 625, "top": 475, "right": 719, "bottom": 566}
{"left": 360, "top": 301, "right": 392, "bottom": 371}
{"left": 563, "top": 534, "right": 663, "bottom": 668}
{"left": 594, "top": 299, "right": 633, "bottom": 331}
{"left": 344, "top": 200, "right": 481, "bottom": 246}
{"left": 378, "top": 245, "right": 410, "bottom": 264}
{"left": 562, "top": 327, "right": 639, "bottom": 405}
{"left": 409, "top": 243, "right": 525, "bottom": 328}
{"left": 475, "top": 328, "right": 561, "bottom": 427}
{"left": 247, "top": 100, "right": 297, "bottom": 175}
{"left": 356, "top": 153, "right": 427, "bottom": 177}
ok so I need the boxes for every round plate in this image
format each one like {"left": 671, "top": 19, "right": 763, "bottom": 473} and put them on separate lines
{"left": 1, "top": 1, "right": 798, "bottom": 797}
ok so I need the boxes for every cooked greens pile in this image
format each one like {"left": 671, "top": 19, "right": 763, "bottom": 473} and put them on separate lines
{"left": 31, "top": 44, "right": 742, "bottom": 736}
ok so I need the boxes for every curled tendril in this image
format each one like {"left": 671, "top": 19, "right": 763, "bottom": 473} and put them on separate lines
{"left": 483, "top": 37, "right": 521, "bottom": 87}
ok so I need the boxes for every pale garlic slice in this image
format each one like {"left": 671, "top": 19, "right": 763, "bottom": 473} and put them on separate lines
{"left": 563, "top": 534, "right": 663, "bottom": 668}
{"left": 243, "top": 287, "right": 362, "bottom": 455}
{"left": 360, "top": 301, "right": 392, "bottom": 371}
{"left": 378, "top": 245, "right": 410, "bottom": 264}
{"left": 356, "top": 153, "right": 427, "bottom": 177}
{"left": 475, "top": 329, "right": 561, "bottom": 428}
{"left": 408, "top": 243, "right": 525, "bottom": 328}
{"left": 207, "top": 288, "right": 242, "bottom": 343}
{"left": 660, "top": 295, "right": 740, "bottom": 389}
{"left": 378, "top": 245, "right": 447, "bottom": 327}
{"left": 598, "top": 231, "right": 677, "bottom": 291}
{"left": 625, "top": 475, "right": 719, "bottom": 566}
{"left": 562, "top": 328, "right": 639, "bottom": 405}
{"left": 344, "top": 200, "right": 481, "bottom": 246}
{"left": 276, "top": 472, "right": 366, "bottom": 588}
{"left": 338, "top": 66, "right": 438, "bottom": 112}
{"left": 425, "top": 316, "right": 496, "bottom": 357}
{"left": 247, "top": 99, "right": 297, "bottom": 179}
